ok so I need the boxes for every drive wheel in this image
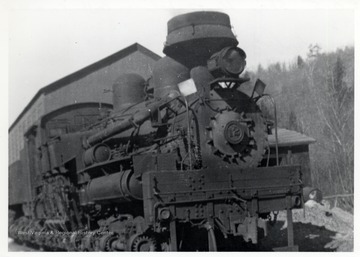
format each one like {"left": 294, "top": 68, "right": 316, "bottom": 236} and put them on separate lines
{"left": 131, "top": 235, "right": 157, "bottom": 251}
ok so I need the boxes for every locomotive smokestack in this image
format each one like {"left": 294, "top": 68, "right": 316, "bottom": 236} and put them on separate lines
{"left": 163, "top": 11, "right": 239, "bottom": 68}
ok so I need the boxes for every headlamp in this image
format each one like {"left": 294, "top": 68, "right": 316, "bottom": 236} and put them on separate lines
{"left": 207, "top": 46, "right": 247, "bottom": 77}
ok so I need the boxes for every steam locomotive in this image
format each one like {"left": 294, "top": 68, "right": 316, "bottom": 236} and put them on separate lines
{"left": 8, "top": 11, "right": 320, "bottom": 251}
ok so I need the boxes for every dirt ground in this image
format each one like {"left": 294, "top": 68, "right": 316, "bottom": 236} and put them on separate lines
{"left": 259, "top": 200, "right": 354, "bottom": 251}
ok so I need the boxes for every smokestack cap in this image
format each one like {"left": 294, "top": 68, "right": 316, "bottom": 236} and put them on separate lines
{"left": 164, "top": 11, "right": 239, "bottom": 68}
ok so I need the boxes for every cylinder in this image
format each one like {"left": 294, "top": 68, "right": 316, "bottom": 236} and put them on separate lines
{"left": 112, "top": 73, "right": 146, "bottom": 113}
{"left": 83, "top": 144, "right": 111, "bottom": 166}
{"left": 85, "top": 170, "right": 142, "bottom": 204}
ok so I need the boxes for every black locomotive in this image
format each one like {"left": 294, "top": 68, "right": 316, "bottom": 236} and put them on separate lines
{"left": 8, "top": 11, "right": 320, "bottom": 251}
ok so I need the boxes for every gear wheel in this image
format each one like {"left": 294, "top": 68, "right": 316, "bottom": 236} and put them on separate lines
{"left": 98, "top": 233, "right": 118, "bottom": 251}
{"left": 209, "top": 106, "right": 268, "bottom": 168}
{"left": 132, "top": 235, "right": 157, "bottom": 251}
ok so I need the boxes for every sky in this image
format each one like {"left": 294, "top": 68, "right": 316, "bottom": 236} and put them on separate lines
{"left": 6, "top": 5, "right": 355, "bottom": 125}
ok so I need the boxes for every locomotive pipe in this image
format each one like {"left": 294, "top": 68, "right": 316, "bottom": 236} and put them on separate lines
{"left": 84, "top": 94, "right": 178, "bottom": 149}
{"left": 258, "top": 94, "right": 279, "bottom": 166}
{"left": 266, "top": 94, "right": 279, "bottom": 166}
{"left": 84, "top": 107, "right": 155, "bottom": 148}
{"left": 183, "top": 95, "right": 192, "bottom": 169}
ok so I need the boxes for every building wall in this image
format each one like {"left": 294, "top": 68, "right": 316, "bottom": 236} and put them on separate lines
{"left": 9, "top": 50, "right": 158, "bottom": 165}
{"left": 9, "top": 95, "right": 45, "bottom": 164}
{"left": 44, "top": 51, "right": 156, "bottom": 114}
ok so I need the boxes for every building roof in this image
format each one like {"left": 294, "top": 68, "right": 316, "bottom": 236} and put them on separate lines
{"left": 268, "top": 128, "right": 316, "bottom": 147}
{"left": 9, "top": 43, "right": 161, "bottom": 132}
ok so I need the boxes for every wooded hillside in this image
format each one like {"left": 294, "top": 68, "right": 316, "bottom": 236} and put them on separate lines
{"left": 244, "top": 45, "right": 354, "bottom": 211}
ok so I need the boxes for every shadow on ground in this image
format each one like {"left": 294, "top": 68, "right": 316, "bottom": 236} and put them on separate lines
{"left": 249, "top": 221, "right": 337, "bottom": 251}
